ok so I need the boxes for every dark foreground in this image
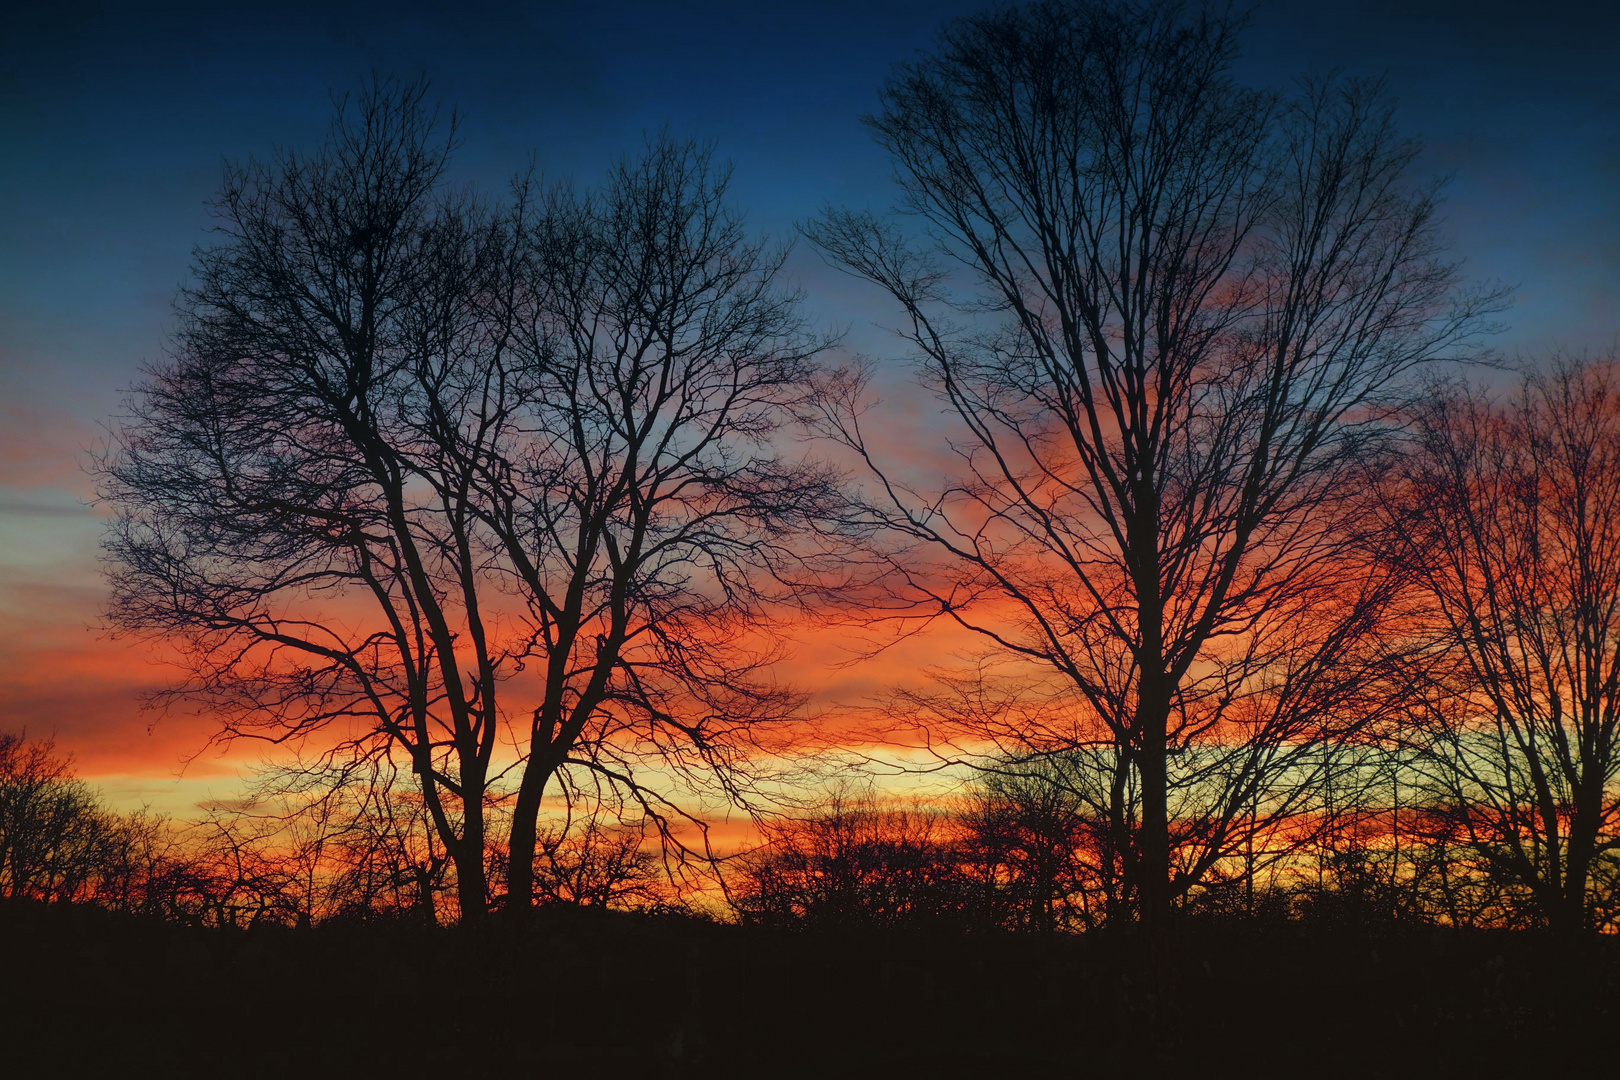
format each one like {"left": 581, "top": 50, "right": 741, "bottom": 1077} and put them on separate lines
{"left": 3, "top": 902, "right": 1616, "bottom": 1078}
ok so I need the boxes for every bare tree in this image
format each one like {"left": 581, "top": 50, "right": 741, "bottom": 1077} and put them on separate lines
{"left": 492, "top": 138, "right": 839, "bottom": 913}
{"left": 99, "top": 78, "right": 508, "bottom": 918}
{"left": 317, "top": 761, "right": 450, "bottom": 924}
{"left": 529, "top": 810, "right": 673, "bottom": 911}
{"left": 1378, "top": 358, "right": 1620, "bottom": 933}
{"left": 807, "top": 0, "right": 1497, "bottom": 936}
{"left": 178, "top": 805, "right": 306, "bottom": 928}
{"left": 732, "top": 786, "right": 971, "bottom": 928}
{"left": 961, "top": 757, "right": 1098, "bottom": 931}
{"left": 99, "top": 78, "right": 835, "bottom": 921}
{"left": 0, "top": 733, "right": 219, "bottom": 918}
{"left": 0, "top": 733, "right": 123, "bottom": 903}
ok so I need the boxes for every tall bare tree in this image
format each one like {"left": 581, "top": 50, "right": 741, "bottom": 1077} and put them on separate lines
{"left": 99, "top": 78, "right": 835, "bottom": 920}
{"left": 1379, "top": 358, "right": 1620, "bottom": 933}
{"left": 100, "top": 79, "right": 509, "bottom": 918}
{"left": 807, "top": 0, "right": 1496, "bottom": 936}
{"left": 492, "top": 140, "right": 838, "bottom": 913}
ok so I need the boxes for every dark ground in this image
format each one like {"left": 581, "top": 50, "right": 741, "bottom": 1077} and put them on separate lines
{"left": 3, "top": 901, "right": 1616, "bottom": 1077}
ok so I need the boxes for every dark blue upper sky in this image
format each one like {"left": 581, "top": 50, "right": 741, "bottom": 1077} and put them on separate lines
{"left": 0, "top": 0, "right": 1617, "bottom": 784}
{"left": 4, "top": 0, "right": 1616, "bottom": 425}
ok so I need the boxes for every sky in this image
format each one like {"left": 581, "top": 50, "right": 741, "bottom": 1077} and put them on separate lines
{"left": 2, "top": 0, "right": 1617, "bottom": 813}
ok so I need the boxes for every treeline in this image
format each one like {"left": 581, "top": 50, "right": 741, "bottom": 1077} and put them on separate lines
{"left": 0, "top": 734, "right": 673, "bottom": 926}
{"left": 738, "top": 775, "right": 1620, "bottom": 934}
{"left": 10, "top": 731, "right": 1617, "bottom": 935}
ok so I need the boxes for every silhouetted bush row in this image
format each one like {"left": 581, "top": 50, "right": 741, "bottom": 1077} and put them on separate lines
{"left": 0, "top": 735, "right": 677, "bottom": 927}
{"left": 11, "top": 732, "right": 1617, "bottom": 934}
{"left": 735, "top": 781, "right": 1620, "bottom": 934}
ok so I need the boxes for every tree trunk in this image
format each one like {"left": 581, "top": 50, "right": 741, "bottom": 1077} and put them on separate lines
{"left": 1137, "top": 692, "right": 1171, "bottom": 936}
{"left": 455, "top": 796, "right": 488, "bottom": 923}
{"left": 415, "top": 865, "right": 437, "bottom": 928}
{"left": 503, "top": 759, "right": 554, "bottom": 918}
{"left": 1135, "top": 671, "right": 1177, "bottom": 1032}
{"left": 1556, "top": 821, "right": 1593, "bottom": 936}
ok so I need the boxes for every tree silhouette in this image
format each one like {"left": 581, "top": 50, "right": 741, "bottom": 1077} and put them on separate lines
{"left": 807, "top": 0, "right": 1498, "bottom": 940}
{"left": 492, "top": 137, "right": 839, "bottom": 914}
{"left": 99, "top": 77, "right": 836, "bottom": 920}
{"left": 960, "top": 755, "right": 1110, "bottom": 931}
{"left": 1379, "top": 358, "right": 1620, "bottom": 933}
{"left": 733, "top": 787, "right": 972, "bottom": 928}
{"left": 0, "top": 733, "right": 121, "bottom": 903}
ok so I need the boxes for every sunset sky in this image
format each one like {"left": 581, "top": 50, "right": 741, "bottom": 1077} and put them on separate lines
{"left": 2, "top": 0, "right": 1616, "bottom": 814}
